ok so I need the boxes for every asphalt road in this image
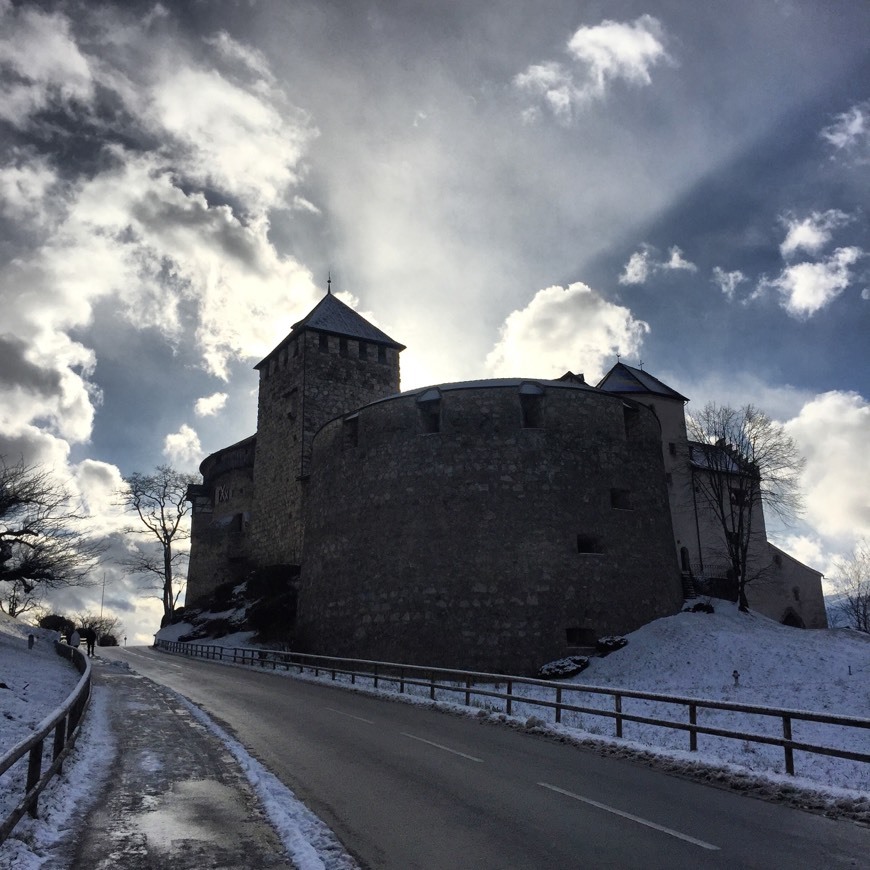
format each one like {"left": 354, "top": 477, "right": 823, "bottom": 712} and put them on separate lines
{"left": 105, "top": 646, "right": 868, "bottom": 869}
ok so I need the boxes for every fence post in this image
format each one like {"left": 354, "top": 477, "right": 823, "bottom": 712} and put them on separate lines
{"left": 430, "top": 671, "right": 436, "bottom": 701}
{"left": 688, "top": 703, "right": 698, "bottom": 751}
{"left": 373, "top": 664, "right": 378, "bottom": 688}
{"left": 26, "top": 740, "right": 43, "bottom": 818}
{"left": 400, "top": 668, "right": 405, "bottom": 694}
{"left": 555, "top": 686, "right": 562, "bottom": 724}
{"left": 506, "top": 680, "right": 513, "bottom": 716}
{"left": 465, "top": 676, "right": 471, "bottom": 707}
{"left": 783, "top": 715, "right": 794, "bottom": 775}
{"left": 615, "top": 694, "right": 623, "bottom": 738}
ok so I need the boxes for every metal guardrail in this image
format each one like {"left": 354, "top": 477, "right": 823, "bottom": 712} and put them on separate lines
{"left": 0, "top": 642, "right": 92, "bottom": 844}
{"left": 155, "top": 640, "right": 870, "bottom": 777}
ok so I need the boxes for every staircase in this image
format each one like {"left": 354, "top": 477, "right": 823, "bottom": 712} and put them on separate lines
{"left": 681, "top": 571, "right": 698, "bottom": 600}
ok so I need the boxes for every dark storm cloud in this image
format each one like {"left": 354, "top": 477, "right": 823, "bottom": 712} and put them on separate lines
{"left": 0, "top": 334, "right": 62, "bottom": 393}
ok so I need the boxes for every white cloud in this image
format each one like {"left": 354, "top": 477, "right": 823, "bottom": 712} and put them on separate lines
{"left": 779, "top": 209, "right": 850, "bottom": 258}
{"left": 763, "top": 246, "right": 863, "bottom": 317}
{"left": 784, "top": 391, "right": 870, "bottom": 546}
{"left": 485, "top": 282, "right": 649, "bottom": 383}
{"left": 862, "top": 288, "right": 870, "bottom": 301}
{"left": 0, "top": 2, "right": 95, "bottom": 128}
{"left": 515, "top": 15, "right": 670, "bottom": 122}
{"left": 163, "top": 424, "right": 202, "bottom": 468}
{"left": 619, "top": 244, "right": 695, "bottom": 285}
{"left": 711, "top": 267, "right": 746, "bottom": 300}
{"left": 619, "top": 248, "right": 652, "bottom": 285}
{"left": 821, "top": 100, "right": 870, "bottom": 162}
{"left": 664, "top": 246, "right": 696, "bottom": 272}
{"left": 195, "top": 392, "right": 229, "bottom": 417}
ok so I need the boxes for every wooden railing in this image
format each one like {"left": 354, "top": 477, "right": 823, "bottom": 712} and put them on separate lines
{"left": 0, "top": 643, "right": 92, "bottom": 844}
{"left": 155, "top": 640, "right": 870, "bottom": 777}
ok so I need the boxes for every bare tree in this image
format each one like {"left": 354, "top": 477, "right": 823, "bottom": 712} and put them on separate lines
{"left": 831, "top": 541, "right": 869, "bottom": 633}
{"left": 119, "top": 465, "right": 197, "bottom": 623}
{"left": 687, "top": 404, "right": 805, "bottom": 612}
{"left": 72, "top": 610, "right": 125, "bottom": 643}
{"left": 0, "top": 457, "right": 104, "bottom": 617}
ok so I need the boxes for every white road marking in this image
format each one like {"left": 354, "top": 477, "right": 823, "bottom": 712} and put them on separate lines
{"left": 538, "top": 782, "right": 720, "bottom": 851}
{"left": 401, "top": 732, "right": 484, "bottom": 763}
{"left": 325, "top": 707, "right": 375, "bottom": 724}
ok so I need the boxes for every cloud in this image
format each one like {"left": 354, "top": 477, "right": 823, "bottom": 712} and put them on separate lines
{"left": 762, "top": 246, "right": 863, "bottom": 317}
{"left": 163, "top": 424, "right": 202, "bottom": 468}
{"left": 779, "top": 209, "right": 850, "bottom": 258}
{"left": 785, "top": 391, "right": 870, "bottom": 546}
{"left": 820, "top": 99, "right": 870, "bottom": 163}
{"left": 711, "top": 267, "right": 746, "bottom": 300}
{"left": 619, "top": 244, "right": 696, "bottom": 285}
{"left": 195, "top": 392, "right": 229, "bottom": 417}
{"left": 0, "top": 2, "right": 94, "bottom": 128}
{"left": 515, "top": 15, "right": 670, "bottom": 122}
{"left": 0, "top": 2, "right": 321, "bottom": 469}
{"left": 485, "top": 282, "right": 649, "bottom": 383}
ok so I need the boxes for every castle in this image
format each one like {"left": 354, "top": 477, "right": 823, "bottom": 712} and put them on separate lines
{"left": 186, "top": 288, "right": 827, "bottom": 674}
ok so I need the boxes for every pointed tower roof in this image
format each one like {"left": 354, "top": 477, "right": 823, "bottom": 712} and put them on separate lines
{"left": 289, "top": 291, "right": 405, "bottom": 348}
{"left": 596, "top": 362, "right": 688, "bottom": 402}
{"left": 256, "top": 290, "right": 405, "bottom": 369}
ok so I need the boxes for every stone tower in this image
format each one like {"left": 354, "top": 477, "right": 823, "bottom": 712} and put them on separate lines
{"left": 248, "top": 288, "right": 404, "bottom": 566}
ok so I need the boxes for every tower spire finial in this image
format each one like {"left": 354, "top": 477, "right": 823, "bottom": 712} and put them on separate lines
{"left": 327, "top": 271, "right": 332, "bottom": 294}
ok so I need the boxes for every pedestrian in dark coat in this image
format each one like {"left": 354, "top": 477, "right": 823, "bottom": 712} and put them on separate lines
{"left": 82, "top": 627, "right": 97, "bottom": 657}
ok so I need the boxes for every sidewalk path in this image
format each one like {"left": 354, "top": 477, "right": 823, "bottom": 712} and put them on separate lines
{"left": 72, "top": 658, "right": 294, "bottom": 869}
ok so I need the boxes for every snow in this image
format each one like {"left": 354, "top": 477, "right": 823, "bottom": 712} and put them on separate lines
{"left": 0, "top": 610, "right": 116, "bottom": 868}
{"left": 2, "top": 604, "right": 869, "bottom": 865}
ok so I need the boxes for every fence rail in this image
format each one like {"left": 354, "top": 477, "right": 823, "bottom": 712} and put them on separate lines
{"left": 0, "top": 643, "right": 92, "bottom": 845}
{"left": 155, "top": 640, "right": 870, "bottom": 777}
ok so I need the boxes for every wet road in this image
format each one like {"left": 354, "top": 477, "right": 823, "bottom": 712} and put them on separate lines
{"left": 106, "top": 646, "right": 869, "bottom": 869}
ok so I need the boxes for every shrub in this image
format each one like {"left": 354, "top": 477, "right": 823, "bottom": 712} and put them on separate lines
{"left": 596, "top": 636, "right": 628, "bottom": 655}
{"left": 539, "top": 656, "right": 589, "bottom": 679}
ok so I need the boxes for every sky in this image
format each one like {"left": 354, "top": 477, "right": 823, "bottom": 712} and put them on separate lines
{"left": 0, "top": 0, "right": 868, "bottom": 642}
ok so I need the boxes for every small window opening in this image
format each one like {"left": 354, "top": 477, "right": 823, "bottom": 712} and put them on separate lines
{"left": 343, "top": 414, "right": 359, "bottom": 447}
{"left": 519, "top": 383, "right": 545, "bottom": 428}
{"left": 566, "top": 627, "right": 596, "bottom": 646}
{"left": 622, "top": 403, "right": 640, "bottom": 438}
{"left": 339, "top": 337, "right": 348, "bottom": 357}
{"left": 610, "top": 488, "right": 632, "bottom": 510}
{"left": 378, "top": 346, "right": 387, "bottom": 364}
{"left": 293, "top": 339, "right": 299, "bottom": 358}
{"left": 730, "top": 487, "right": 747, "bottom": 507}
{"left": 417, "top": 389, "right": 442, "bottom": 434}
{"left": 576, "top": 534, "right": 602, "bottom": 554}
{"left": 318, "top": 333, "right": 329, "bottom": 352}
{"left": 792, "top": 585, "right": 800, "bottom": 602}
{"left": 668, "top": 442, "right": 677, "bottom": 456}
{"left": 358, "top": 341, "right": 368, "bottom": 360}
{"left": 287, "top": 388, "right": 298, "bottom": 419}
{"left": 773, "top": 552, "right": 783, "bottom": 568}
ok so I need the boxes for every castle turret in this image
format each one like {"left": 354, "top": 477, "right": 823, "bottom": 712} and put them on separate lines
{"left": 249, "top": 287, "right": 404, "bottom": 566}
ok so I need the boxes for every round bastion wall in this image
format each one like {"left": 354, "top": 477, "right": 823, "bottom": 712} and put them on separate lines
{"left": 297, "top": 380, "right": 684, "bottom": 675}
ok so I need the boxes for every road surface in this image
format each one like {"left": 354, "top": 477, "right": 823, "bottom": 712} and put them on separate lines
{"left": 103, "top": 646, "right": 868, "bottom": 869}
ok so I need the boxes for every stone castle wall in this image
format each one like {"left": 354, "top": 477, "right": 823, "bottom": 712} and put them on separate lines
{"left": 186, "top": 436, "right": 256, "bottom": 603}
{"left": 249, "top": 330, "right": 400, "bottom": 567}
{"left": 297, "top": 382, "right": 684, "bottom": 674}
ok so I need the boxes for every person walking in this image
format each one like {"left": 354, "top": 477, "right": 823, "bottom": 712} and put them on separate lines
{"left": 82, "top": 626, "right": 97, "bottom": 656}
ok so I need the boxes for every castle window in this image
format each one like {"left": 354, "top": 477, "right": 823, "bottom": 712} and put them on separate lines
{"left": 293, "top": 339, "right": 299, "bottom": 358}
{"left": 519, "top": 383, "right": 544, "bottom": 428}
{"left": 669, "top": 442, "right": 677, "bottom": 456}
{"left": 318, "top": 333, "right": 329, "bottom": 352}
{"left": 622, "top": 403, "right": 640, "bottom": 439}
{"left": 610, "top": 488, "right": 632, "bottom": 510}
{"left": 792, "top": 585, "right": 800, "bottom": 602}
{"left": 378, "top": 345, "right": 387, "bottom": 364}
{"left": 287, "top": 388, "right": 298, "bottom": 419}
{"left": 730, "top": 487, "right": 747, "bottom": 507}
{"left": 359, "top": 341, "right": 368, "bottom": 360}
{"left": 417, "top": 389, "right": 442, "bottom": 434}
{"left": 343, "top": 414, "right": 359, "bottom": 448}
{"left": 566, "top": 627, "right": 596, "bottom": 646}
{"left": 576, "top": 534, "right": 602, "bottom": 554}
{"left": 339, "top": 337, "right": 348, "bottom": 357}
{"left": 773, "top": 552, "right": 783, "bottom": 568}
